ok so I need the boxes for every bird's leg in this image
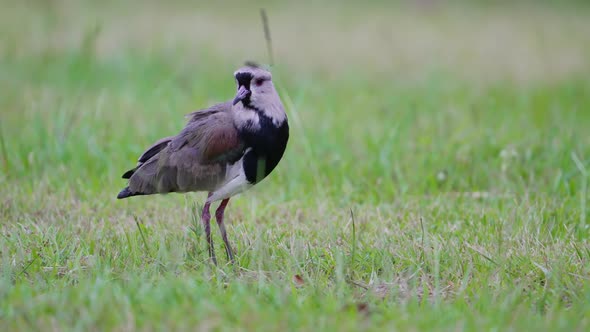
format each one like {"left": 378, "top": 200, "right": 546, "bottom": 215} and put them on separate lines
{"left": 202, "top": 193, "right": 217, "bottom": 265}
{"left": 215, "top": 198, "right": 234, "bottom": 263}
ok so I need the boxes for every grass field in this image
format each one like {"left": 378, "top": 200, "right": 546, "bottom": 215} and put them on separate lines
{"left": 2, "top": 0, "right": 590, "bottom": 330}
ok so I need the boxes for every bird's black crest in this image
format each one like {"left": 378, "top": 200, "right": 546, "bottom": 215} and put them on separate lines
{"left": 244, "top": 61, "right": 261, "bottom": 68}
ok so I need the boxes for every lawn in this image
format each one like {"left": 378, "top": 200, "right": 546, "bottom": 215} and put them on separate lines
{"left": 1, "top": 1, "right": 590, "bottom": 330}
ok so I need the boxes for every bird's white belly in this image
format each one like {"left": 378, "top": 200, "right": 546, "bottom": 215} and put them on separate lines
{"left": 208, "top": 157, "right": 252, "bottom": 202}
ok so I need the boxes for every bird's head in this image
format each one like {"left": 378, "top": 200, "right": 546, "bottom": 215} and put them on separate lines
{"left": 232, "top": 62, "right": 275, "bottom": 108}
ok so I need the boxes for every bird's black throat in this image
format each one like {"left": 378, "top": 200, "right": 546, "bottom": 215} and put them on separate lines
{"left": 241, "top": 113, "right": 289, "bottom": 184}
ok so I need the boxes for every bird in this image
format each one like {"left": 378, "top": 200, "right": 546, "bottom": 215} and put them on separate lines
{"left": 116, "top": 62, "right": 289, "bottom": 264}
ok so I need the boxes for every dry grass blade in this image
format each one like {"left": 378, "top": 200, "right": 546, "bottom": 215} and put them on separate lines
{"left": 134, "top": 215, "right": 153, "bottom": 258}
{"left": 0, "top": 124, "right": 9, "bottom": 175}
{"left": 571, "top": 152, "right": 588, "bottom": 228}
{"left": 419, "top": 217, "right": 426, "bottom": 263}
{"left": 465, "top": 242, "right": 499, "bottom": 267}
{"left": 350, "top": 208, "right": 356, "bottom": 267}
{"left": 17, "top": 255, "right": 38, "bottom": 279}
{"left": 260, "top": 8, "right": 274, "bottom": 66}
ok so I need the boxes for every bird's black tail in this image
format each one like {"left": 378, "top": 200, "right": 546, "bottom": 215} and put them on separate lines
{"left": 116, "top": 187, "right": 145, "bottom": 199}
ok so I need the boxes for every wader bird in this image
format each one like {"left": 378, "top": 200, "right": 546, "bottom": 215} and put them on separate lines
{"left": 117, "top": 63, "right": 289, "bottom": 264}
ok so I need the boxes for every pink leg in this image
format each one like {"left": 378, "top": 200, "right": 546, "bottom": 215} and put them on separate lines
{"left": 202, "top": 193, "right": 217, "bottom": 265}
{"left": 215, "top": 198, "right": 234, "bottom": 263}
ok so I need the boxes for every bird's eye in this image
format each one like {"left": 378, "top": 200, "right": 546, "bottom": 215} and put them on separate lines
{"left": 254, "top": 78, "right": 264, "bottom": 87}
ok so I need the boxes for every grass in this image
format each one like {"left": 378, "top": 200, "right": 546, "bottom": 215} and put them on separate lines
{"left": 1, "top": 0, "right": 590, "bottom": 330}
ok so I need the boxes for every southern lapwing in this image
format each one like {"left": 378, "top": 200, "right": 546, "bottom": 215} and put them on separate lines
{"left": 117, "top": 63, "right": 289, "bottom": 264}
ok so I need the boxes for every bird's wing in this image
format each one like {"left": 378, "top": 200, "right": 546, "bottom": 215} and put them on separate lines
{"left": 121, "top": 136, "right": 174, "bottom": 179}
{"left": 185, "top": 101, "right": 232, "bottom": 124}
{"left": 170, "top": 110, "right": 245, "bottom": 164}
{"left": 126, "top": 104, "right": 246, "bottom": 194}
{"left": 138, "top": 136, "right": 174, "bottom": 163}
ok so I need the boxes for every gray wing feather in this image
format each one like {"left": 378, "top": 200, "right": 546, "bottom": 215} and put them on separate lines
{"left": 185, "top": 101, "right": 232, "bottom": 123}
{"left": 126, "top": 102, "right": 244, "bottom": 195}
{"left": 138, "top": 137, "right": 174, "bottom": 163}
{"left": 121, "top": 136, "right": 173, "bottom": 179}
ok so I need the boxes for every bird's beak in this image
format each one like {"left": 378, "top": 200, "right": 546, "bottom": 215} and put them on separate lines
{"left": 233, "top": 86, "right": 251, "bottom": 105}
